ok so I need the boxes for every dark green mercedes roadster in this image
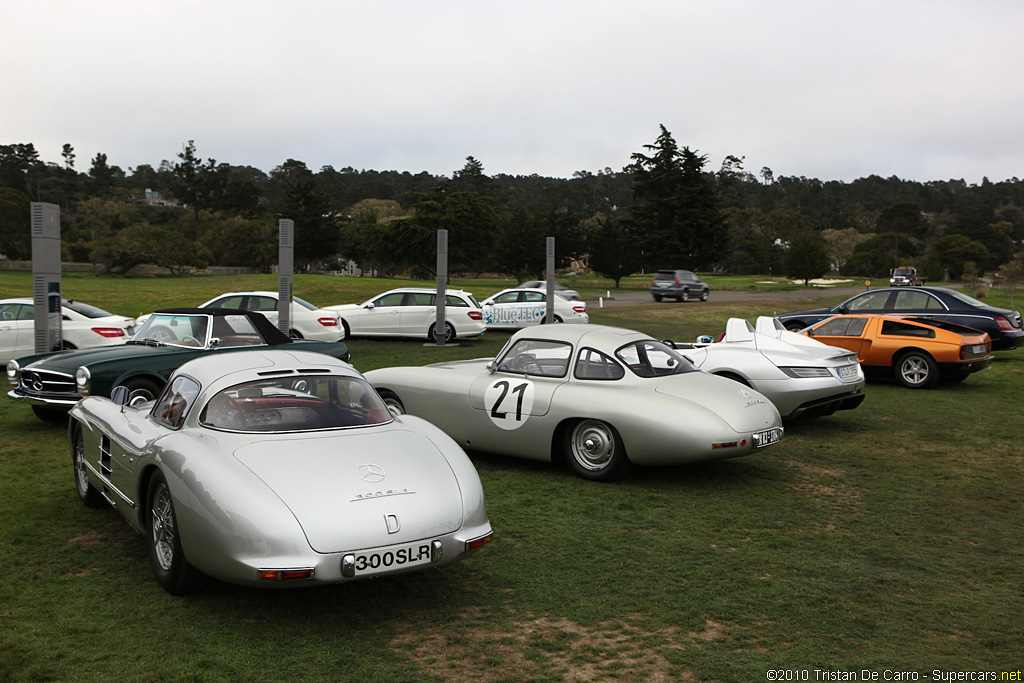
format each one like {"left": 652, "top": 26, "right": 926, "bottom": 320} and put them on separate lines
{"left": 7, "top": 308, "right": 351, "bottom": 422}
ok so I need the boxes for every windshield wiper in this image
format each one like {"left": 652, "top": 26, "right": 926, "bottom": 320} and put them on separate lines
{"left": 126, "top": 338, "right": 167, "bottom": 347}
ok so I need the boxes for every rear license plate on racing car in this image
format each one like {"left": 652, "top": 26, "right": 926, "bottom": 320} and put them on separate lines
{"left": 838, "top": 364, "right": 860, "bottom": 379}
{"left": 753, "top": 427, "right": 783, "bottom": 448}
{"left": 346, "top": 541, "right": 437, "bottom": 576}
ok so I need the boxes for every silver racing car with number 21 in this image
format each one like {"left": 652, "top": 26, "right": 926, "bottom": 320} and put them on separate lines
{"left": 364, "top": 324, "right": 784, "bottom": 482}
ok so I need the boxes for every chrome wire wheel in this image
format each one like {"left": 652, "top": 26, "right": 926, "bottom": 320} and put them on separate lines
{"left": 570, "top": 420, "right": 616, "bottom": 471}
{"left": 150, "top": 482, "right": 176, "bottom": 572}
{"left": 74, "top": 436, "right": 89, "bottom": 496}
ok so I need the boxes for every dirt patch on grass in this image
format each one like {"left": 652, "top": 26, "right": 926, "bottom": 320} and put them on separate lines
{"left": 390, "top": 613, "right": 743, "bottom": 681}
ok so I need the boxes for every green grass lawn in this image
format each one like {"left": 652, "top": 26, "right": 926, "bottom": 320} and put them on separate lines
{"left": 1, "top": 273, "right": 1021, "bottom": 681}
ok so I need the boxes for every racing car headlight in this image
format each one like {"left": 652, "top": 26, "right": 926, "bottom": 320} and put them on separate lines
{"left": 6, "top": 360, "right": 19, "bottom": 387}
{"left": 779, "top": 366, "right": 832, "bottom": 378}
{"left": 75, "top": 366, "right": 92, "bottom": 396}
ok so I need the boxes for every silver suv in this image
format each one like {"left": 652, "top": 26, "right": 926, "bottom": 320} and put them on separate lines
{"left": 650, "top": 270, "right": 710, "bottom": 302}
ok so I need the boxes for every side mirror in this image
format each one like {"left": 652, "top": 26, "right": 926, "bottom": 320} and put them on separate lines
{"left": 484, "top": 301, "right": 494, "bottom": 307}
{"left": 111, "top": 385, "right": 130, "bottom": 408}
{"left": 210, "top": 337, "right": 221, "bottom": 348}
{"left": 364, "top": 302, "right": 375, "bottom": 310}
{"left": 486, "top": 361, "right": 495, "bottom": 373}
{"left": 696, "top": 335, "right": 714, "bottom": 344}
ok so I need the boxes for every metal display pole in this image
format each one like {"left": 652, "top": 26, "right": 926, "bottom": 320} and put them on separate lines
{"left": 278, "top": 219, "right": 294, "bottom": 337}
{"left": 545, "top": 236, "right": 555, "bottom": 324}
{"left": 434, "top": 230, "right": 449, "bottom": 346}
{"left": 31, "top": 202, "right": 62, "bottom": 353}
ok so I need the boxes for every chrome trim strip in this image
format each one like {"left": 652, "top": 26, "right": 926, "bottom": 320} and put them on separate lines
{"left": 83, "top": 460, "right": 135, "bottom": 508}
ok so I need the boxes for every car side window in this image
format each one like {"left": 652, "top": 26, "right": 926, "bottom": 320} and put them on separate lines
{"left": 574, "top": 347, "right": 625, "bottom": 381}
{"left": 445, "top": 295, "right": 469, "bottom": 307}
{"left": 522, "top": 291, "right": 545, "bottom": 303}
{"left": 374, "top": 293, "right": 405, "bottom": 307}
{"left": 893, "top": 290, "right": 944, "bottom": 311}
{"left": 251, "top": 296, "right": 277, "bottom": 312}
{"left": 846, "top": 291, "right": 892, "bottom": 311}
{"left": 496, "top": 339, "right": 572, "bottom": 377}
{"left": 152, "top": 376, "right": 201, "bottom": 429}
{"left": 812, "top": 317, "right": 869, "bottom": 337}
{"left": 493, "top": 292, "right": 520, "bottom": 304}
{"left": 881, "top": 320, "right": 935, "bottom": 338}
{"left": 407, "top": 293, "right": 434, "bottom": 306}
{"left": 211, "top": 296, "right": 245, "bottom": 309}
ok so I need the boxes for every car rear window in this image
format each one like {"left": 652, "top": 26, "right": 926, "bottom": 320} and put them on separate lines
{"left": 64, "top": 300, "right": 116, "bottom": 318}
{"left": 200, "top": 376, "right": 392, "bottom": 432}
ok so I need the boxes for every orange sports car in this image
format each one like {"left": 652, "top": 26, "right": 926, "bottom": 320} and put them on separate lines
{"left": 802, "top": 314, "right": 993, "bottom": 389}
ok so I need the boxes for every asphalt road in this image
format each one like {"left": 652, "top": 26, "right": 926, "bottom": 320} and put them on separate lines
{"left": 589, "top": 286, "right": 870, "bottom": 308}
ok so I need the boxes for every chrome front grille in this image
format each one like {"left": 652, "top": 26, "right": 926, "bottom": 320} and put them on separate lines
{"left": 19, "top": 369, "right": 75, "bottom": 394}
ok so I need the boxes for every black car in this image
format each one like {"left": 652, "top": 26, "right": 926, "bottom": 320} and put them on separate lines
{"left": 775, "top": 287, "right": 1024, "bottom": 351}
{"left": 7, "top": 308, "right": 351, "bottom": 421}
{"left": 650, "top": 270, "right": 710, "bottom": 302}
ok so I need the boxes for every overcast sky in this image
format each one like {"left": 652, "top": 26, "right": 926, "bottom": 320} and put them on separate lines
{"left": 4, "top": 0, "right": 1022, "bottom": 184}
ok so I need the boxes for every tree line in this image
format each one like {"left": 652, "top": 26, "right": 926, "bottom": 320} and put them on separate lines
{"left": 2, "top": 127, "right": 1023, "bottom": 284}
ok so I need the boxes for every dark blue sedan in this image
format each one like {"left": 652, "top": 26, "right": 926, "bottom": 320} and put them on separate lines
{"left": 774, "top": 287, "right": 1023, "bottom": 351}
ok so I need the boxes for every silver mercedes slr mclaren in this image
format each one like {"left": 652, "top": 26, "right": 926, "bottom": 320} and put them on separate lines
{"left": 667, "top": 317, "right": 867, "bottom": 419}
{"left": 68, "top": 349, "right": 493, "bottom": 594}
{"left": 364, "top": 324, "right": 784, "bottom": 482}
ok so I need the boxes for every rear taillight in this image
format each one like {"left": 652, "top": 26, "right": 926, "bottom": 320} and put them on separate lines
{"left": 466, "top": 532, "right": 493, "bottom": 550}
{"left": 259, "top": 568, "right": 314, "bottom": 581}
{"left": 675, "top": 277, "right": 681, "bottom": 285}
{"left": 91, "top": 327, "right": 126, "bottom": 338}
{"left": 573, "top": 306, "right": 586, "bottom": 314}
{"left": 996, "top": 316, "right": 1013, "bottom": 331}
{"left": 468, "top": 310, "right": 483, "bottom": 320}
{"left": 318, "top": 317, "right": 339, "bottom": 327}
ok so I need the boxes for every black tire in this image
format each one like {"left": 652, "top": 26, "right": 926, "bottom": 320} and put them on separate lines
{"left": 61, "top": 341, "right": 78, "bottom": 350}
{"left": 427, "top": 322, "right": 456, "bottom": 343}
{"left": 783, "top": 321, "right": 805, "bottom": 332}
{"left": 147, "top": 472, "right": 206, "bottom": 594}
{"left": 700, "top": 290, "right": 710, "bottom": 302}
{"left": 288, "top": 329, "right": 304, "bottom": 339}
{"left": 894, "top": 351, "right": 938, "bottom": 389}
{"left": 563, "top": 419, "right": 631, "bottom": 482}
{"left": 122, "top": 377, "right": 162, "bottom": 406}
{"left": 540, "top": 315, "right": 564, "bottom": 324}
{"left": 678, "top": 289, "right": 689, "bottom": 302}
{"left": 340, "top": 319, "right": 351, "bottom": 339}
{"left": 32, "top": 405, "right": 68, "bottom": 423}
{"left": 652, "top": 294, "right": 663, "bottom": 302}
{"left": 376, "top": 389, "right": 405, "bottom": 417}
{"left": 72, "top": 425, "right": 104, "bottom": 508}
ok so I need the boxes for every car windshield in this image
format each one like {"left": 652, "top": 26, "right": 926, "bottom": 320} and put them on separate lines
{"left": 130, "top": 313, "right": 267, "bottom": 348}
{"left": 199, "top": 375, "right": 392, "bottom": 432}
{"left": 615, "top": 340, "right": 698, "bottom": 377}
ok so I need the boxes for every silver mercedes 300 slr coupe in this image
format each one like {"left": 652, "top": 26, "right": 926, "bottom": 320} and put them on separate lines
{"left": 364, "top": 324, "right": 784, "bottom": 482}
{"left": 68, "top": 349, "right": 493, "bottom": 594}
{"left": 666, "top": 317, "right": 867, "bottom": 419}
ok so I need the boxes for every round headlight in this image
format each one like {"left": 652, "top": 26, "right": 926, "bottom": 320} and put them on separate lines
{"left": 6, "top": 360, "right": 19, "bottom": 387}
{"left": 75, "top": 366, "right": 92, "bottom": 396}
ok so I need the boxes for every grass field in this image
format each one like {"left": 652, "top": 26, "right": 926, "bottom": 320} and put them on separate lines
{"left": 1, "top": 272, "right": 1021, "bottom": 681}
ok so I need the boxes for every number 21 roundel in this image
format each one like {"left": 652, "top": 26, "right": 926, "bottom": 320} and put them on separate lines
{"left": 484, "top": 378, "right": 535, "bottom": 430}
